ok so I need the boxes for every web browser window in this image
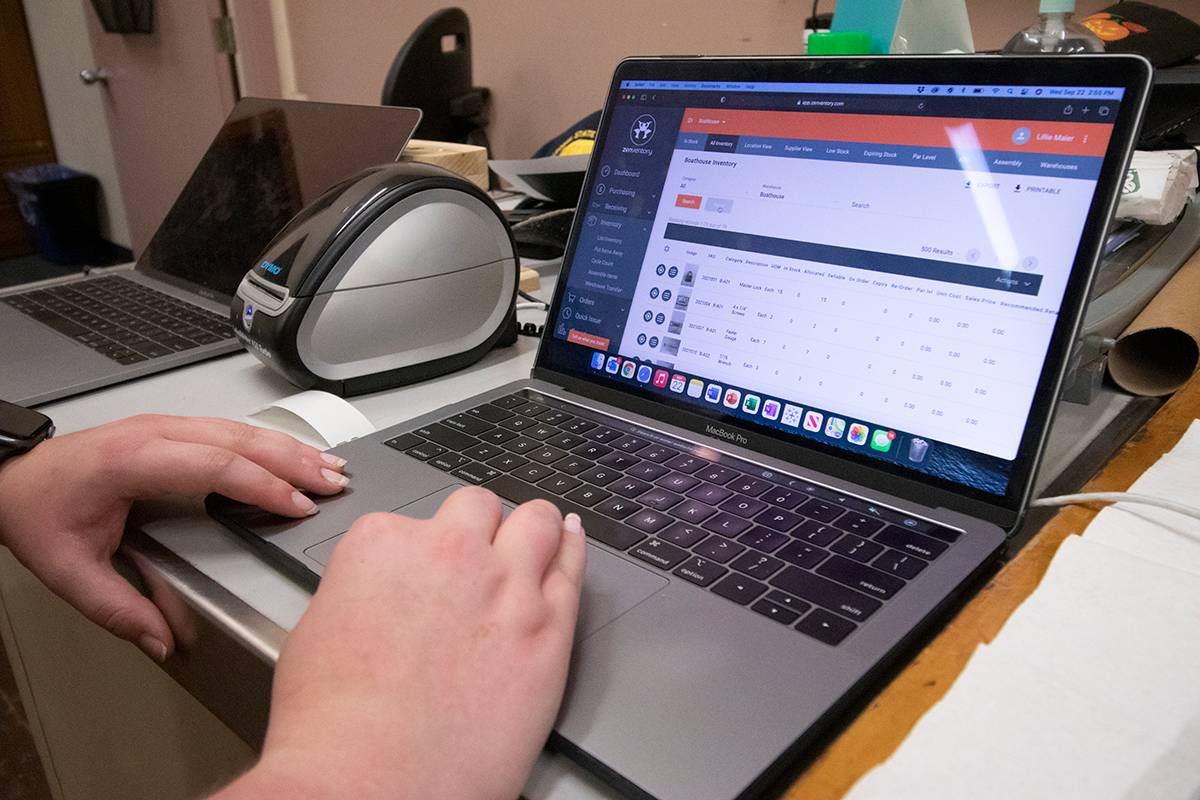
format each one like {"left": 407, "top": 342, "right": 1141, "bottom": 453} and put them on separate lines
{"left": 550, "top": 71, "right": 1127, "bottom": 497}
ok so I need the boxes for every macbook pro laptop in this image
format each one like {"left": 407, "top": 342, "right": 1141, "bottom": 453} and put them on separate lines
{"left": 210, "top": 55, "right": 1151, "bottom": 799}
{"left": 1, "top": 98, "right": 421, "bottom": 408}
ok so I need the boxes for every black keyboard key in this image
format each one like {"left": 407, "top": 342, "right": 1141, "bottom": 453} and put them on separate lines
{"left": 486, "top": 453, "right": 529, "bottom": 471}
{"left": 673, "top": 557, "right": 727, "bottom": 587}
{"left": 796, "top": 609, "right": 857, "bottom": 645}
{"left": 560, "top": 417, "right": 598, "bottom": 434}
{"left": 873, "top": 525, "right": 949, "bottom": 560}
{"left": 407, "top": 441, "right": 447, "bottom": 461}
{"left": 584, "top": 426, "right": 623, "bottom": 443}
{"left": 665, "top": 454, "right": 705, "bottom": 473}
{"left": 551, "top": 456, "right": 593, "bottom": 475}
{"left": 694, "top": 535, "right": 745, "bottom": 563}
{"left": 28, "top": 308, "right": 92, "bottom": 338}
{"left": 430, "top": 453, "right": 472, "bottom": 472}
{"left": 573, "top": 442, "right": 613, "bottom": 460}
{"left": 703, "top": 512, "right": 753, "bottom": 538}
{"left": 503, "top": 437, "right": 542, "bottom": 455}
{"left": 755, "top": 507, "right": 804, "bottom": 533}
{"left": 751, "top": 598, "right": 801, "bottom": 626}
{"left": 816, "top": 555, "right": 906, "bottom": 600}
{"left": 453, "top": 463, "right": 504, "bottom": 485}
{"left": 873, "top": 550, "right": 928, "bottom": 580}
{"left": 441, "top": 413, "right": 494, "bottom": 436}
{"left": 830, "top": 534, "right": 885, "bottom": 563}
{"left": 719, "top": 494, "right": 768, "bottom": 519}
{"left": 834, "top": 512, "right": 887, "bottom": 537}
{"left": 630, "top": 538, "right": 689, "bottom": 570}
{"left": 490, "top": 395, "right": 529, "bottom": 409}
{"left": 463, "top": 443, "right": 506, "bottom": 461}
{"left": 730, "top": 551, "right": 784, "bottom": 580}
{"left": 627, "top": 508, "right": 673, "bottom": 534}
{"left": 579, "top": 465, "right": 622, "bottom": 486}
{"left": 413, "top": 423, "right": 477, "bottom": 452}
{"left": 523, "top": 424, "right": 561, "bottom": 441}
{"left": 535, "top": 409, "right": 573, "bottom": 425}
{"left": 612, "top": 434, "right": 650, "bottom": 453}
{"left": 564, "top": 485, "right": 611, "bottom": 507}
{"left": 656, "top": 472, "right": 701, "bottom": 493}
{"left": 671, "top": 499, "right": 718, "bottom": 524}
{"left": 797, "top": 498, "right": 844, "bottom": 523}
{"left": 545, "top": 432, "right": 586, "bottom": 450}
{"left": 528, "top": 445, "right": 569, "bottom": 465}
{"left": 659, "top": 521, "right": 707, "bottom": 548}
{"left": 638, "top": 444, "right": 679, "bottom": 463}
{"left": 761, "top": 487, "right": 805, "bottom": 509}
{"left": 727, "top": 476, "right": 773, "bottom": 497}
{"left": 484, "top": 474, "right": 643, "bottom": 551}
{"left": 597, "top": 451, "right": 640, "bottom": 470}
{"left": 513, "top": 463, "right": 556, "bottom": 482}
{"left": 626, "top": 461, "right": 670, "bottom": 481}
{"left": 536, "top": 474, "right": 583, "bottom": 495}
{"left": 793, "top": 520, "right": 842, "bottom": 547}
{"left": 695, "top": 465, "right": 739, "bottom": 485}
{"left": 468, "top": 403, "right": 513, "bottom": 423}
{"left": 770, "top": 566, "right": 882, "bottom": 622}
{"left": 711, "top": 574, "right": 767, "bottom": 605}
{"left": 737, "top": 527, "right": 789, "bottom": 554}
{"left": 610, "top": 476, "right": 653, "bottom": 498}
{"left": 686, "top": 483, "right": 734, "bottom": 505}
{"left": 479, "top": 427, "right": 520, "bottom": 445}
{"left": 509, "top": 401, "right": 546, "bottom": 417}
{"left": 499, "top": 415, "right": 540, "bottom": 432}
{"left": 383, "top": 432, "right": 425, "bottom": 451}
{"left": 637, "top": 487, "right": 683, "bottom": 511}
{"left": 777, "top": 540, "right": 830, "bottom": 570}
{"left": 764, "top": 590, "right": 812, "bottom": 615}
{"left": 594, "top": 496, "right": 641, "bottom": 520}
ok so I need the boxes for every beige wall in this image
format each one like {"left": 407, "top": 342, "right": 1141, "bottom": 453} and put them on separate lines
{"left": 278, "top": 0, "right": 1199, "bottom": 160}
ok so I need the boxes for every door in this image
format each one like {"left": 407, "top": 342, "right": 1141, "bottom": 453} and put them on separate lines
{"left": 0, "top": 0, "right": 56, "bottom": 259}
{"left": 82, "top": 0, "right": 238, "bottom": 256}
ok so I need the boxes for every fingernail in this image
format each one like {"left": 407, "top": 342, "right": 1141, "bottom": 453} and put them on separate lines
{"left": 564, "top": 513, "right": 583, "bottom": 535}
{"left": 140, "top": 635, "right": 168, "bottom": 663}
{"left": 321, "top": 452, "right": 347, "bottom": 468}
{"left": 293, "top": 491, "right": 318, "bottom": 515}
{"left": 321, "top": 468, "right": 350, "bottom": 487}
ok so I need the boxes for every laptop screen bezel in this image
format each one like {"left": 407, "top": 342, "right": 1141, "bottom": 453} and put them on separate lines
{"left": 533, "top": 54, "right": 1152, "bottom": 532}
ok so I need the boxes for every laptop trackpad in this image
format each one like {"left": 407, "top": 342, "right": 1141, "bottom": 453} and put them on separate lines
{"left": 390, "top": 487, "right": 667, "bottom": 641}
{"left": 576, "top": 546, "right": 667, "bottom": 642}
{"left": 305, "top": 488, "right": 666, "bottom": 640}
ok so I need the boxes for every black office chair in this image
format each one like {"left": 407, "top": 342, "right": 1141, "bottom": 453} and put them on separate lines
{"left": 381, "top": 7, "right": 492, "bottom": 155}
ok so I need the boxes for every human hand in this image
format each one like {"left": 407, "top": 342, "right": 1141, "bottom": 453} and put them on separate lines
{"left": 218, "top": 487, "right": 586, "bottom": 800}
{"left": 0, "top": 414, "right": 348, "bottom": 662}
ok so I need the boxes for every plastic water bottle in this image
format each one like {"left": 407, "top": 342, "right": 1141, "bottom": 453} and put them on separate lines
{"left": 1002, "top": 0, "right": 1104, "bottom": 54}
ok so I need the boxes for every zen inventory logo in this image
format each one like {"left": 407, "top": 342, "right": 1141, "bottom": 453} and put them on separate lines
{"left": 630, "top": 114, "right": 656, "bottom": 146}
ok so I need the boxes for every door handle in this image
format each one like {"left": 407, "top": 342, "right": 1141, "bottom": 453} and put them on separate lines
{"left": 80, "top": 68, "right": 109, "bottom": 86}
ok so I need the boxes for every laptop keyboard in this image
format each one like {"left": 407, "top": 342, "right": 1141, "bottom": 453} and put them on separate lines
{"left": 2, "top": 275, "right": 234, "bottom": 364}
{"left": 383, "top": 391, "right": 962, "bottom": 647}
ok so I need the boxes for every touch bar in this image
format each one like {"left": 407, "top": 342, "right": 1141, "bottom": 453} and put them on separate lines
{"left": 663, "top": 223, "right": 1043, "bottom": 296}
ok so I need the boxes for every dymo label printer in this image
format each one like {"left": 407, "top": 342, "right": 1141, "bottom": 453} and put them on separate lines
{"left": 232, "top": 162, "right": 519, "bottom": 396}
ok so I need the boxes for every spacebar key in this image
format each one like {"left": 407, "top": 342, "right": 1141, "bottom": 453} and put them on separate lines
{"left": 483, "top": 474, "right": 645, "bottom": 551}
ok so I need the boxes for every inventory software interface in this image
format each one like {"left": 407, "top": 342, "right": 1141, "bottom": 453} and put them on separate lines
{"left": 558, "top": 76, "right": 1123, "bottom": 493}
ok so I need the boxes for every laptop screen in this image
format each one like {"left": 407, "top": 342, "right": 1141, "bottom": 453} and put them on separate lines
{"left": 136, "top": 98, "right": 421, "bottom": 300}
{"left": 537, "top": 56, "right": 1147, "bottom": 514}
